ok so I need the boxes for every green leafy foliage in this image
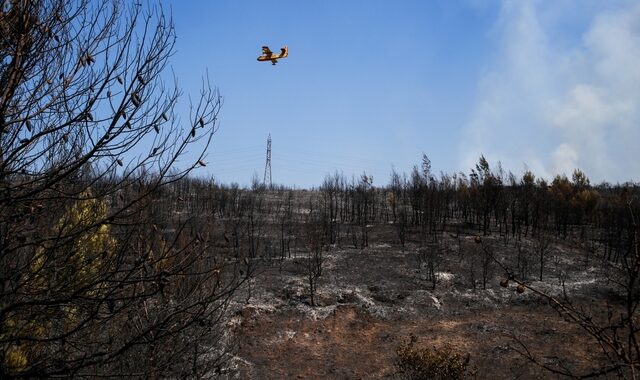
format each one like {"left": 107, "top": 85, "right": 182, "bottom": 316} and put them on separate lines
{"left": 31, "top": 189, "right": 116, "bottom": 293}
{"left": 2, "top": 190, "right": 116, "bottom": 374}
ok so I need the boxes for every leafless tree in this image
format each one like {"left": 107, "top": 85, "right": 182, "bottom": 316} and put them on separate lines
{"left": 417, "top": 237, "right": 443, "bottom": 290}
{"left": 515, "top": 241, "right": 531, "bottom": 281}
{"left": 303, "top": 205, "right": 323, "bottom": 306}
{"left": 535, "top": 231, "right": 553, "bottom": 281}
{"left": 396, "top": 206, "right": 408, "bottom": 251}
{"left": 278, "top": 190, "right": 295, "bottom": 259}
{"left": 320, "top": 172, "right": 340, "bottom": 245}
{"left": 480, "top": 238, "right": 494, "bottom": 290}
{"left": 0, "top": 1, "right": 247, "bottom": 377}
{"left": 490, "top": 203, "right": 640, "bottom": 378}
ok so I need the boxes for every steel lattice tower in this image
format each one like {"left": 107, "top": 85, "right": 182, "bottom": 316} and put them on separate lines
{"left": 263, "top": 134, "right": 272, "bottom": 188}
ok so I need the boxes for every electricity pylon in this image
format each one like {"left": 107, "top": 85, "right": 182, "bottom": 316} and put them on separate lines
{"left": 263, "top": 134, "right": 272, "bottom": 188}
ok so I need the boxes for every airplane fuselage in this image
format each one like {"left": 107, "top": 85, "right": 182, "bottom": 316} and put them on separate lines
{"left": 257, "top": 46, "right": 288, "bottom": 65}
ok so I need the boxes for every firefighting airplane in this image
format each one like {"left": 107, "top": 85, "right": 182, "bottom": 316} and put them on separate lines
{"left": 257, "top": 45, "right": 288, "bottom": 65}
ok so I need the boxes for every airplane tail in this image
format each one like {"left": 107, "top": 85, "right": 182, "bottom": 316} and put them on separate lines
{"left": 281, "top": 45, "right": 288, "bottom": 57}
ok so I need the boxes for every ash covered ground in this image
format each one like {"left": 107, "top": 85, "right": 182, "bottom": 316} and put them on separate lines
{"left": 221, "top": 231, "right": 613, "bottom": 379}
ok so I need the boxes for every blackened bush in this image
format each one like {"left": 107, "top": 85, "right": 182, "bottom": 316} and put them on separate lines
{"left": 395, "top": 336, "right": 472, "bottom": 380}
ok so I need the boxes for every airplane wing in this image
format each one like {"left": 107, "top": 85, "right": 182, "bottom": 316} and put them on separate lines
{"left": 262, "top": 46, "right": 272, "bottom": 56}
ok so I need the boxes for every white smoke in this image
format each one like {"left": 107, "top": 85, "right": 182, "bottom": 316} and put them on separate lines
{"left": 460, "top": 1, "right": 640, "bottom": 183}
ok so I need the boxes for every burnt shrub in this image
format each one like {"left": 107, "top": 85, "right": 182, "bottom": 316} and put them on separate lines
{"left": 395, "top": 336, "right": 472, "bottom": 380}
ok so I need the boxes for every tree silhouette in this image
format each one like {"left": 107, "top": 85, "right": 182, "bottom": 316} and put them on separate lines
{"left": 0, "top": 1, "right": 244, "bottom": 377}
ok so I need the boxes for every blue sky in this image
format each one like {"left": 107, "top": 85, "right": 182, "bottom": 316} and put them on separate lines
{"left": 166, "top": 0, "right": 640, "bottom": 188}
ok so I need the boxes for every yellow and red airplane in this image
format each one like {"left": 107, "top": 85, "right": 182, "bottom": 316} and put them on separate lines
{"left": 257, "top": 45, "right": 288, "bottom": 65}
